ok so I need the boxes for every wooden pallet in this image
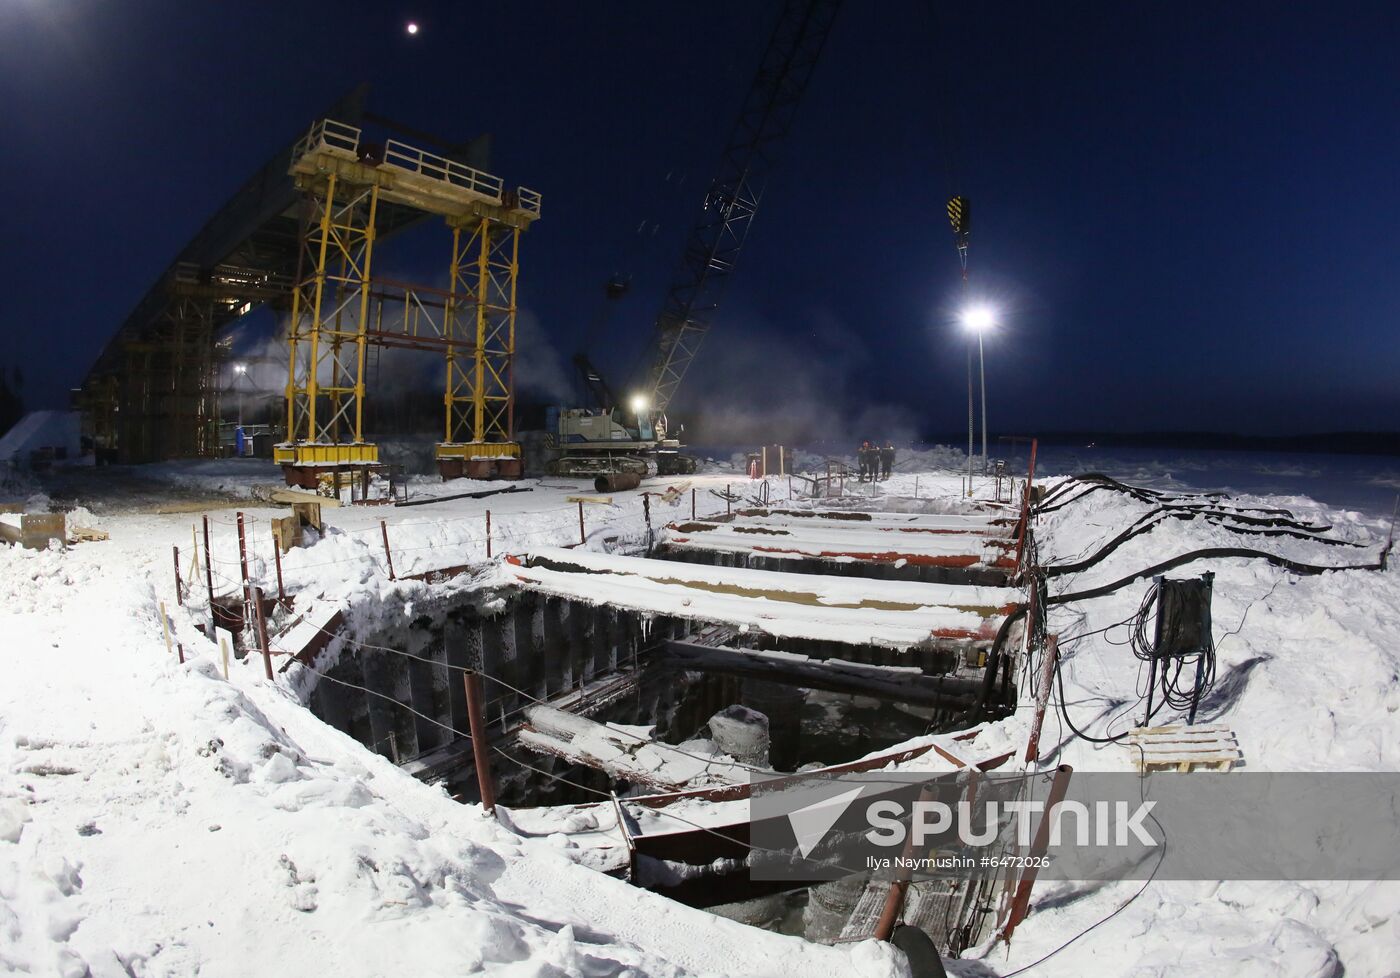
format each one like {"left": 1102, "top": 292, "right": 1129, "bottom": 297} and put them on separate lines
{"left": 1125, "top": 722, "right": 1241, "bottom": 772}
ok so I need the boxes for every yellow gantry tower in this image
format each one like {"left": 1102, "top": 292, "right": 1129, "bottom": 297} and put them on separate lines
{"left": 441, "top": 216, "right": 522, "bottom": 477}
{"left": 275, "top": 119, "right": 540, "bottom": 486}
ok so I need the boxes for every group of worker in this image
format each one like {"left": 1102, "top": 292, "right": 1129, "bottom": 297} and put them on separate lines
{"left": 857, "top": 440, "right": 896, "bottom": 482}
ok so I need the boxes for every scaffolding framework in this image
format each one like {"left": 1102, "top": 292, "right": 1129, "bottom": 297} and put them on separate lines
{"left": 439, "top": 216, "right": 522, "bottom": 476}
{"left": 79, "top": 89, "right": 501, "bottom": 468}
{"left": 282, "top": 175, "right": 380, "bottom": 467}
{"left": 274, "top": 119, "right": 539, "bottom": 485}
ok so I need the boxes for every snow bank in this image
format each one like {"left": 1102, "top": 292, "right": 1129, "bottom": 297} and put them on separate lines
{"left": 0, "top": 468, "right": 904, "bottom": 978}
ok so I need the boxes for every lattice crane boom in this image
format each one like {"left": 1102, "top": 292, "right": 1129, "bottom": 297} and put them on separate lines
{"left": 642, "top": 0, "right": 842, "bottom": 415}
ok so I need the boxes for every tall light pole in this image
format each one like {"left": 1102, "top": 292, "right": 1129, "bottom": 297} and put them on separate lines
{"left": 966, "top": 328, "right": 974, "bottom": 493}
{"left": 233, "top": 364, "right": 247, "bottom": 427}
{"left": 961, "top": 305, "right": 995, "bottom": 476}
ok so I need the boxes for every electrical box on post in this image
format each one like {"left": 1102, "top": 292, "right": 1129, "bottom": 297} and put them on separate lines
{"left": 1153, "top": 573, "right": 1214, "bottom": 658}
{"left": 1144, "top": 572, "right": 1216, "bottom": 724}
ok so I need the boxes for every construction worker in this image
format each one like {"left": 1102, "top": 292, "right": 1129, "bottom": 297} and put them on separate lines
{"left": 880, "top": 442, "right": 895, "bottom": 481}
{"left": 858, "top": 440, "right": 872, "bottom": 482}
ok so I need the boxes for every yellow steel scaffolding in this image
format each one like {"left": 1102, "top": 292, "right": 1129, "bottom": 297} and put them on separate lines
{"left": 274, "top": 119, "right": 539, "bottom": 485}
{"left": 439, "top": 216, "right": 523, "bottom": 478}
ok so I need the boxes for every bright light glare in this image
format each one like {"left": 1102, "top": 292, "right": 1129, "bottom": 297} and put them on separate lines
{"left": 405, "top": 21, "right": 419, "bottom": 35}
{"left": 961, "top": 304, "right": 996, "bottom": 332}
{"left": 629, "top": 394, "right": 649, "bottom": 413}
{"left": 233, "top": 364, "right": 247, "bottom": 375}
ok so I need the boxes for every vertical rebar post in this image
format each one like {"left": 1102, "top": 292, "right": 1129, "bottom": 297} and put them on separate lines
{"left": 380, "top": 520, "right": 396, "bottom": 580}
{"left": 251, "top": 585, "right": 274, "bottom": 681}
{"left": 463, "top": 670, "right": 496, "bottom": 816}
{"left": 202, "top": 515, "right": 216, "bottom": 634}
{"left": 272, "top": 526, "right": 287, "bottom": 608}
{"left": 1000, "top": 764, "right": 1073, "bottom": 943}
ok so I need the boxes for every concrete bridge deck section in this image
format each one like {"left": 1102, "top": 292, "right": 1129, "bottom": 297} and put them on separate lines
{"left": 657, "top": 516, "right": 1018, "bottom": 571}
{"left": 728, "top": 507, "right": 1016, "bottom": 536}
{"left": 506, "top": 547, "right": 1018, "bottom": 649}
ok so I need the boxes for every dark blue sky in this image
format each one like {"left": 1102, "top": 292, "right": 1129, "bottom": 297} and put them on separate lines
{"left": 3, "top": 1, "right": 1398, "bottom": 438}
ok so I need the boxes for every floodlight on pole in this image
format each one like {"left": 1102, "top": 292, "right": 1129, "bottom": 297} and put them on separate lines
{"left": 233, "top": 363, "right": 247, "bottom": 428}
{"left": 961, "top": 305, "right": 996, "bottom": 333}
{"left": 959, "top": 305, "right": 996, "bottom": 471}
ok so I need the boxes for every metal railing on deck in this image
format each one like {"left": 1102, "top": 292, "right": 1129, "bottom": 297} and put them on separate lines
{"left": 293, "top": 118, "right": 361, "bottom": 161}
{"left": 291, "top": 119, "right": 541, "bottom": 216}
{"left": 514, "top": 187, "right": 543, "bottom": 217}
{"left": 382, "top": 139, "right": 503, "bottom": 201}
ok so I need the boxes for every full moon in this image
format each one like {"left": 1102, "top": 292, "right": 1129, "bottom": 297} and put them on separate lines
{"left": 405, "top": 22, "right": 419, "bottom": 35}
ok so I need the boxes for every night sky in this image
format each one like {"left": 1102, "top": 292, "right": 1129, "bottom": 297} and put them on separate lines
{"left": 3, "top": 1, "right": 1399, "bottom": 443}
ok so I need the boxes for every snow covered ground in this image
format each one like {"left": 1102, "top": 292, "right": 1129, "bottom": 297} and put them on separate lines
{"left": 3, "top": 454, "right": 1399, "bottom": 976}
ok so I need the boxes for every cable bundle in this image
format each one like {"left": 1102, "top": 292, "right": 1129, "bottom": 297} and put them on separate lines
{"left": 1129, "top": 577, "right": 1217, "bottom": 717}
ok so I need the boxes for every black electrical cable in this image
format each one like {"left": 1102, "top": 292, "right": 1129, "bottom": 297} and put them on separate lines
{"left": 1046, "top": 506, "right": 1358, "bottom": 580}
{"left": 1048, "top": 545, "right": 1388, "bottom": 607}
{"left": 1051, "top": 633, "right": 1159, "bottom": 745}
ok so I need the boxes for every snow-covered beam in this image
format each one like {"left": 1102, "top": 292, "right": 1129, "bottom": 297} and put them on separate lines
{"left": 507, "top": 549, "right": 1017, "bottom": 652}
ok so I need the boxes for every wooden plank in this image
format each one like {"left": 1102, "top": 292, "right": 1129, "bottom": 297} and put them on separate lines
{"left": 267, "top": 487, "right": 340, "bottom": 508}
{"left": 1137, "top": 744, "right": 1239, "bottom": 758}
{"left": 1132, "top": 731, "right": 1234, "bottom": 745}
{"left": 271, "top": 515, "right": 303, "bottom": 553}
{"left": 1130, "top": 722, "right": 1232, "bottom": 736}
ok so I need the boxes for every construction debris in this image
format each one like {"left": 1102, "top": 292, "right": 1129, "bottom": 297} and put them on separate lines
{"left": 0, "top": 512, "right": 66, "bottom": 550}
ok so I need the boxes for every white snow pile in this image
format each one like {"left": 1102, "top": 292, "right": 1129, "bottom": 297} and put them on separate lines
{"left": 0, "top": 411, "right": 82, "bottom": 467}
{"left": 0, "top": 468, "right": 907, "bottom": 978}
{"left": 958, "top": 478, "right": 1400, "bottom": 977}
{"left": 4, "top": 459, "right": 1400, "bottom": 977}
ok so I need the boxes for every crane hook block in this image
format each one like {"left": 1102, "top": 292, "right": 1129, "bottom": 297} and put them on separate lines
{"left": 947, "top": 195, "right": 970, "bottom": 237}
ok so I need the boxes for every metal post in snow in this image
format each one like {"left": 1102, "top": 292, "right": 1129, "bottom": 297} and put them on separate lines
{"left": 914, "top": 476, "right": 919, "bottom": 499}
{"left": 578, "top": 500, "right": 585, "bottom": 545}
{"left": 251, "top": 585, "right": 274, "bottom": 681}
{"left": 172, "top": 546, "right": 183, "bottom": 605}
{"left": 236, "top": 511, "right": 251, "bottom": 630}
{"left": 463, "top": 670, "right": 496, "bottom": 816}
{"left": 691, "top": 488, "right": 696, "bottom": 521}
{"left": 1000, "top": 764, "right": 1073, "bottom": 943}
{"left": 726, "top": 484, "right": 731, "bottom": 516}
{"left": 485, "top": 510, "right": 492, "bottom": 559}
{"left": 1024, "top": 635, "right": 1059, "bottom": 764}
{"left": 873, "top": 782, "right": 937, "bottom": 941}
{"left": 202, "top": 516, "right": 216, "bottom": 635}
{"left": 272, "top": 527, "right": 287, "bottom": 608}
{"left": 235, "top": 512, "right": 250, "bottom": 587}
{"left": 380, "top": 520, "right": 396, "bottom": 580}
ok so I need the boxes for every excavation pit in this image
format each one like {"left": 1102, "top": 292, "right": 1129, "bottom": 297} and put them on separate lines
{"left": 291, "top": 527, "right": 1024, "bottom": 954}
{"left": 300, "top": 577, "right": 1016, "bottom": 805}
